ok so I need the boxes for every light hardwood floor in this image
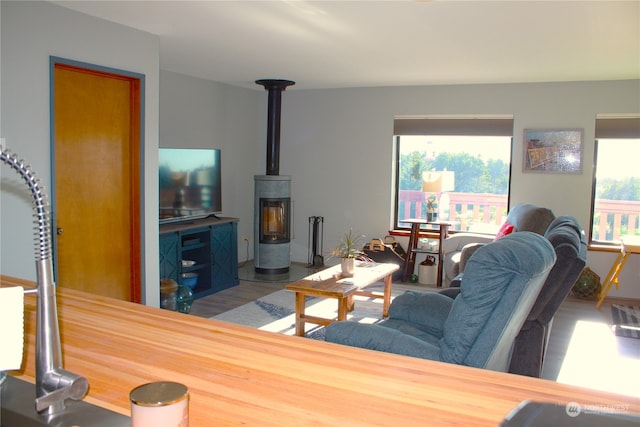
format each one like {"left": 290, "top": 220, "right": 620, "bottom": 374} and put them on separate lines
{"left": 190, "top": 279, "right": 284, "bottom": 317}
{"left": 190, "top": 264, "right": 640, "bottom": 398}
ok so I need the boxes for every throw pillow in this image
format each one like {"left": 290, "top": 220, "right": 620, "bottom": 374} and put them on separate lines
{"left": 494, "top": 221, "right": 515, "bottom": 241}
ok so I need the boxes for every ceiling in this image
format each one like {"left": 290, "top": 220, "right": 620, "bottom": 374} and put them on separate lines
{"left": 53, "top": 1, "right": 640, "bottom": 91}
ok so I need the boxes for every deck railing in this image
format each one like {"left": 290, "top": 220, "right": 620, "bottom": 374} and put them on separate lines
{"left": 593, "top": 200, "right": 639, "bottom": 241}
{"left": 398, "top": 191, "right": 507, "bottom": 233}
{"left": 398, "top": 190, "right": 639, "bottom": 241}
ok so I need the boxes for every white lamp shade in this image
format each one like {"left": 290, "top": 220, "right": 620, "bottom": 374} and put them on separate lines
{"left": 422, "top": 171, "right": 455, "bottom": 193}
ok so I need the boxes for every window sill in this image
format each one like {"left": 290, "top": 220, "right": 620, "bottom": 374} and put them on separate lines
{"left": 393, "top": 232, "right": 625, "bottom": 253}
{"left": 588, "top": 243, "right": 622, "bottom": 253}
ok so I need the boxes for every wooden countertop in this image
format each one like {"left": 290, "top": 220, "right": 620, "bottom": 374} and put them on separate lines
{"left": 3, "top": 275, "right": 638, "bottom": 426}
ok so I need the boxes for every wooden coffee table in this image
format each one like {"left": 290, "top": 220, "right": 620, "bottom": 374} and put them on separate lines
{"left": 285, "top": 262, "right": 399, "bottom": 337}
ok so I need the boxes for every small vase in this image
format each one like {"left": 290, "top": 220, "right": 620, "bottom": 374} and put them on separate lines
{"left": 341, "top": 257, "right": 355, "bottom": 277}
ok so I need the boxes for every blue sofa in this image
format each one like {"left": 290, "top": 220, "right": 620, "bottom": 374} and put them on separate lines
{"left": 325, "top": 232, "right": 556, "bottom": 372}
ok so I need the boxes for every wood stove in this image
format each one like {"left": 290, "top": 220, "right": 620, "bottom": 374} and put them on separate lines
{"left": 254, "top": 175, "right": 291, "bottom": 274}
{"left": 253, "top": 79, "right": 295, "bottom": 274}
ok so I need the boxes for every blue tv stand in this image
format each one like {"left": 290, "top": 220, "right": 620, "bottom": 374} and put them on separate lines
{"left": 159, "top": 216, "right": 239, "bottom": 299}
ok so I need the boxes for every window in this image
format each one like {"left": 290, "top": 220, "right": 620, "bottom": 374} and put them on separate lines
{"left": 393, "top": 116, "right": 513, "bottom": 232}
{"left": 591, "top": 116, "right": 640, "bottom": 244}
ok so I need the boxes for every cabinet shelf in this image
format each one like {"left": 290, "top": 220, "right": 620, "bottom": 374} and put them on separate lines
{"left": 182, "top": 264, "right": 206, "bottom": 274}
{"left": 182, "top": 243, "right": 208, "bottom": 252}
{"left": 411, "top": 248, "right": 439, "bottom": 255}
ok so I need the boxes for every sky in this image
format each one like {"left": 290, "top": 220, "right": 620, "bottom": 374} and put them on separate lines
{"left": 400, "top": 135, "right": 512, "bottom": 164}
{"left": 596, "top": 139, "right": 639, "bottom": 179}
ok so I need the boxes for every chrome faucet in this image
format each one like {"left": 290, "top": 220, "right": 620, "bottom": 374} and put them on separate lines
{"left": 1, "top": 146, "right": 88, "bottom": 414}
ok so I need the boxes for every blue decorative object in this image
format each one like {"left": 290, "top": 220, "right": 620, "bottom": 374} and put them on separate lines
{"left": 181, "top": 272, "right": 198, "bottom": 289}
{"left": 176, "top": 286, "right": 194, "bottom": 314}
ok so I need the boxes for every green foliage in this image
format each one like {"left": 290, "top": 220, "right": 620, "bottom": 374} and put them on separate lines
{"left": 399, "top": 151, "right": 509, "bottom": 194}
{"left": 331, "top": 229, "right": 365, "bottom": 258}
{"left": 596, "top": 177, "right": 640, "bottom": 201}
{"left": 486, "top": 159, "right": 510, "bottom": 194}
{"left": 399, "top": 151, "right": 433, "bottom": 191}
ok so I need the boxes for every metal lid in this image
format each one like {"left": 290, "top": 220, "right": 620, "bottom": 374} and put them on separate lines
{"left": 130, "top": 382, "right": 188, "bottom": 407}
{"left": 160, "top": 278, "right": 179, "bottom": 294}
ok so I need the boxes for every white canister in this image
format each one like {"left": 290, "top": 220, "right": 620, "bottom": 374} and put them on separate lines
{"left": 130, "top": 381, "right": 189, "bottom": 427}
{"left": 418, "top": 258, "right": 438, "bottom": 286}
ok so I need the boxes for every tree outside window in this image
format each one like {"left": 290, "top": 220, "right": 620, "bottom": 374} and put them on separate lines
{"left": 394, "top": 135, "right": 512, "bottom": 232}
{"left": 591, "top": 138, "right": 640, "bottom": 243}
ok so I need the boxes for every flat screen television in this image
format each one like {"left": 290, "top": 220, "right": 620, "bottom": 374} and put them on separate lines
{"left": 159, "top": 148, "right": 222, "bottom": 223}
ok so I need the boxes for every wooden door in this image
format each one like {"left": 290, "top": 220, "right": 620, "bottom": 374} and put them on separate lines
{"left": 53, "top": 62, "right": 141, "bottom": 302}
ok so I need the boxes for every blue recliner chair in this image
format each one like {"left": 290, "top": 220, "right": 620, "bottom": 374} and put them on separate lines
{"left": 438, "top": 216, "right": 587, "bottom": 377}
{"left": 508, "top": 216, "right": 587, "bottom": 377}
{"left": 325, "top": 232, "right": 556, "bottom": 372}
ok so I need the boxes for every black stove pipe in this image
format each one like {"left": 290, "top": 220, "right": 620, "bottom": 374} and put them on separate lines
{"left": 256, "top": 79, "right": 295, "bottom": 176}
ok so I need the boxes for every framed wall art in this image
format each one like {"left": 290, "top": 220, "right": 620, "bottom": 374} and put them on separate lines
{"left": 523, "top": 128, "right": 583, "bottom": 174}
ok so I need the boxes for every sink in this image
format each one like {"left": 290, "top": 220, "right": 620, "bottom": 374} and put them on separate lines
{"left": 1, "top": 376, "right": 130, "bottom": 427}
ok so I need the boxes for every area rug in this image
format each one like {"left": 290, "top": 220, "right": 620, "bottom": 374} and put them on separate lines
{"left": 212, "top": 282, "right": 431, "bottom": 339}
{"left": 237, "top": 262, "right": 318, "bottom": 283}
{"left": 611, "top": 304, "right": 640, "bottom": 339}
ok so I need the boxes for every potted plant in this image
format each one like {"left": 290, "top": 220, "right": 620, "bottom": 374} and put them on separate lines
{"left": 331, "top": 229, "right": 364, "bottom": 277}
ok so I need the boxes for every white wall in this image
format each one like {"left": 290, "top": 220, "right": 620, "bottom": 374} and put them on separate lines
{"left": 0, "top": 1, "right": 161, "bottom": 305}
{"left": 159, "top": 70, "right": 262, "bottom": 260}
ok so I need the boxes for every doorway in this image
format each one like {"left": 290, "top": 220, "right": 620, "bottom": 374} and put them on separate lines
{"left": 51, "top": 58, "right": 143, "bottom": 302}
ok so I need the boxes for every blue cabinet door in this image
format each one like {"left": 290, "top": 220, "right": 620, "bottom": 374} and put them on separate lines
{"left": 159, "top": 232, "right": 179, "bottom": 281}
{"left": 211, "top": 221, "right": 239, "bottom": 292}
